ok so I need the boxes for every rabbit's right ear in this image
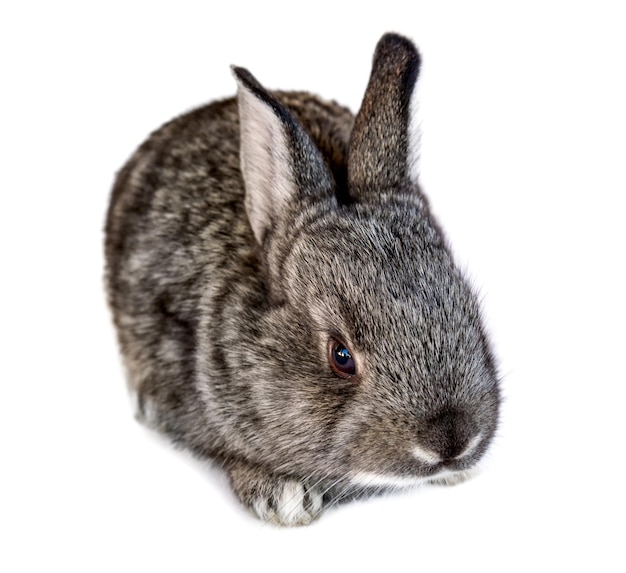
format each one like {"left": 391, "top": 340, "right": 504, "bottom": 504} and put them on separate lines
{"left": 348, "top": 33, "right": 421, "bottom": 202}
{"left": 233, "top": 67, "right": 334, "bottom": 246}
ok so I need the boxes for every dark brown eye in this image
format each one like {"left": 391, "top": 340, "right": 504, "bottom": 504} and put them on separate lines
{"left": 328, "top": 338, "right": 356, "bottom": 378}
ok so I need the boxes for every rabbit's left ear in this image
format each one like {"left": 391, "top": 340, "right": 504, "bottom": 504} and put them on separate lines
{"left": 348, "top": 33, "right": 422, "bottom": 201}
{"left": 233, "top": 67, "right": 333, "bottom": 246}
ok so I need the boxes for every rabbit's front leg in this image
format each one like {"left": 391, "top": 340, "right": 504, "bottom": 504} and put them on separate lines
{"left": 228, "top": 459, "right": 324, "bottom": 526}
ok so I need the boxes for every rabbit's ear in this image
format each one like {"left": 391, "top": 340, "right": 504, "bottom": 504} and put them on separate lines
{"left": 348, "top": 33, "right": 421, "bottom": 201}
{"left": 233, "top": 67, "right": 334, "bottom": 245}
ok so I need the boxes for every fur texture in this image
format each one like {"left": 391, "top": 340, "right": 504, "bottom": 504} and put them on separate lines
{"left": 105, "top": 33, "right": 500, "bottom": 526}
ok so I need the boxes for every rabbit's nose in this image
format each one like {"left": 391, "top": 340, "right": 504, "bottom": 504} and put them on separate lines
{"left": 415, "top": 408, "right": 480, "bottom": 463}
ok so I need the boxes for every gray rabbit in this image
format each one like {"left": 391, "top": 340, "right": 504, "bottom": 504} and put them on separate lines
{"left": 105, "top": 33, "right": 500, "bottom": 526}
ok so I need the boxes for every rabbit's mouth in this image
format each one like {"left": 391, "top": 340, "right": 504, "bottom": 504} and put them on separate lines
{"left": 347, "top": 432, "right": 486, "bottom": 490}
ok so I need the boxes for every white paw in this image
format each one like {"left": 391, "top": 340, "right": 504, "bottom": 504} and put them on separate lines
{"left": 252, "top": 479, "right": 323, "bottom": 527}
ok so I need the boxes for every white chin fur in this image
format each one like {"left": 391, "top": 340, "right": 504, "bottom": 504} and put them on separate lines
{"left": 428, "top": 467, "right": 479, "bottom": 487}
{"left": 350, "top": 467, "right": 477, "bottom": 490}
{"left": 350, "top": 472, "right": 432, "bottom": 489}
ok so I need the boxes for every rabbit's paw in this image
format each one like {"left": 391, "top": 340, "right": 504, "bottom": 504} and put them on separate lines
{"left": 229, "top": 461, "right": 323, "bottom": 526}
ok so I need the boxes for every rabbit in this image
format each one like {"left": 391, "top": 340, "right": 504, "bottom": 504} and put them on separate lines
{"left": 105, "top": 32, "right": 500, "bottom": 526}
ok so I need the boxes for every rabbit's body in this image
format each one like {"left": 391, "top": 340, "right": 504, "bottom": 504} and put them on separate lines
{"left": 106, "top": 94, "right": 353, "bottom": 442}
{"left": 106, "top": 34, "right": 500, "bottom": 526}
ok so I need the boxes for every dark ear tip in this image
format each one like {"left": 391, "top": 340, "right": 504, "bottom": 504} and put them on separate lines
{"left": 231, "top": 63, "right": 296, "bottom": 132}
{"left": 377, "top": 32, "right": 418, "bottom": 52}
{"left": 231, "top": 65, "right": 281, "bottom": 114}
{"left": 231, "top": 65, "right": 259, "bottom": 91}
{"left": 375, "top": 32, "right": 421, "bottom": 66}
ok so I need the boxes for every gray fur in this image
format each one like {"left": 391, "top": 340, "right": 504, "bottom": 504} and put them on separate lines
{"left": 105, "top": 33, "right": 500, "bottom": 526}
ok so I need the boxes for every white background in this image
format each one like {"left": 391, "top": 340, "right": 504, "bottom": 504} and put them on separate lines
{"left": 2, "top": 1, "right": 625, "bottom": 571}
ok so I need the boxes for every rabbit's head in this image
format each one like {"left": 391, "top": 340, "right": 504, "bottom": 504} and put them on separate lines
{"left": 226, "top": 33, "right": 499, "bottom": 489}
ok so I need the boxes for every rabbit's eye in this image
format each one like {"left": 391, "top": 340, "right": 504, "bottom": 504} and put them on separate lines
{"left": 328, "top": 339, "right": 356, "bottom": 378}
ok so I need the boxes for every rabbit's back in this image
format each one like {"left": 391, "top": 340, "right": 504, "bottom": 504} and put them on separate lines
{"left": 105, "top": 92, "right": 354, "bottom": 434}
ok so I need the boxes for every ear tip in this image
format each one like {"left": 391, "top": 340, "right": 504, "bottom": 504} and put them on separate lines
{"left": 231, "top": 65, "right": 253, "bottom": 88}
{"left": 231, "top": 64, "right": 294, "bottom": 132}
{"left": 375, "top": 32, "right": 421, "bottom": 66}
{"left": 378, "top": 31, "right": 419, "bottom": 51}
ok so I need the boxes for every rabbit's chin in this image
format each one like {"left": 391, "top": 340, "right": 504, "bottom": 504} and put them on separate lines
{"left": 350, "top": 467, "right": 479, "bottom": 490}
